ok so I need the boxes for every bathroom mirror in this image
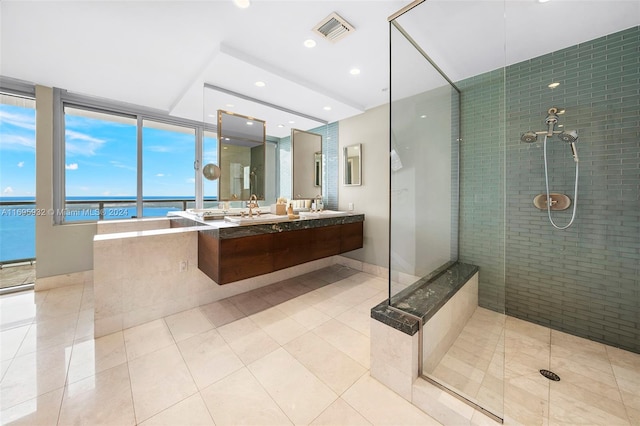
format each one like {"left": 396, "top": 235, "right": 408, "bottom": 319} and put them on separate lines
{"left": 292, "top": 128, "right": 322, "bottom": 199}
{"left": 343, "top": 144, "right": 362, "bottom": 186}
{"left": 217, "top": 110, "right": 266, "bottom": 201}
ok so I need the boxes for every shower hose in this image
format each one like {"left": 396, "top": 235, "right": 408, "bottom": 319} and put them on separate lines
{"left": 543, "top": 135, "right": 578, "bottom": 230}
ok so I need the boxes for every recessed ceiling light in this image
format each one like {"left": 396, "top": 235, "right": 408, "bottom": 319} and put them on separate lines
{"left": 323, "top": 106, "right": 332, "bottom": 111}
{"left": 277, "top": 124, "right": 285, "bottom": 128}
{"left": 304, "top": 39, "right": 317, "bottom": 48}
{"left": 548, "top": 82, "right": 560, "bottom": 89}
{"left": 226, "top": 103, "right": 235, "bottom": 108}
{"left": 538, "top": 0, "right": 551, "bottom": 3}
{"left": 288, "top": 120, "right": 295, "bottom": 124}
{"left": 255, "top": 81, "right": 266, "bottom": 87}
{"left": 246, "top": 121, "right": 254, "bottom": 125}
{"left": 232, "top": 0, "right": 251, "bottom": 8}
{"left": 350, "top": 68, "right": 361, "bottom": 75}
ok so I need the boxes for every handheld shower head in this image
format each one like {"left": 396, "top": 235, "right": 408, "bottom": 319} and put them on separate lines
{"left": 558, "top": 130, "right": 579, "bottom": 162}
{"left": 557, "top": 130, "right": 578, "bottom": 143}
{"left": 521, "top": 131, "right": 538, "bottom": 143}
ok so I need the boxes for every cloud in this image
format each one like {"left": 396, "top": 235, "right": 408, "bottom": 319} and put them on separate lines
{"left": 109, "top": 161, "right": 135, "bottom": 171}
{"left": 156, "top": 173, "right": 165, "bottom": 177}
{"left": 0, "top": 110, "right": 35, "bottom": 132}
{"left": 65, "top": 130, "right": 106, "bottom": 156}
{"left": 3, "top": 187, "right": 14, "bottom": 195}
{"left": 17, "top": 161, "right": 24, "bottom": 168}
{"left": 147, "top": 146, "right": 172, "bottom": 153}
{"left": 102, "top": 191, "right": 111, "bottom": 196}
{"left": 203, "top": 150, "right": 218, "bottom": 164}
{"left": 65, "top": 163, "right": 79, "bottom": 170}
{"left": 0, "top": 134, "right": 35, "bottom": 151}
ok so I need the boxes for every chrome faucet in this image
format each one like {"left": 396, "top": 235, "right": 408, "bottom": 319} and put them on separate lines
{"left": 247, "top": 194, "right": 260, "bottom": 217}
{"left": 313, "top": 194, "right": 323, "bottom": 212}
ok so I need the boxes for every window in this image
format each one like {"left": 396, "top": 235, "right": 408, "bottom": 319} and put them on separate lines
{"left": 203, "top": 130, "right": 218, "bottom": 207}
{"left": 142, "top": 120, "right": 196, "bottom": 216}
{"left": 64, "top": 106, "right": 137, "bottom": 221}
{"left": 0, "top": 93, "right": 36, "bottom": 262}
{"left": 55, "top": 90, "right": 216, "bottom": 223}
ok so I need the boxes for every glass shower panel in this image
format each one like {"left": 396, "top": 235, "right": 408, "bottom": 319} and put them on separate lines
{"left": 390, "top": 1, "right": 507, "bottom": 420}
{"left": 389, "top": 22, "right": 459, "bottom": 299}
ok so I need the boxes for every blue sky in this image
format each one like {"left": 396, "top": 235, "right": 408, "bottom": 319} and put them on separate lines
{"left": 1, "top": 103, "right": 218, "bottom": 198}
{"left": 0, "top": 104, "right": 36, "bottom": 197}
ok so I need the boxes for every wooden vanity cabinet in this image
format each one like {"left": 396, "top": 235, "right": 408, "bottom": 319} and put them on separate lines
{"left": 198, "top": 220, "right": 363, "bottom": 284}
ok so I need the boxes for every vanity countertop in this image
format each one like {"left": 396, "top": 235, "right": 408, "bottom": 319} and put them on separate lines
{"left": 169, "top": 210, "right": 364, "bottom": 239}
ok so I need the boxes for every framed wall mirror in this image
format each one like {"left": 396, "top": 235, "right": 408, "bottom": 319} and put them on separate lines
{"left": 343, "top": 143, "right": 362, "bottom": 186}
{"left": 217, "top": 110, "right": 266, "bottom": 201}
{"left": 292, "top": 128, "right": 322, "bottom": 199}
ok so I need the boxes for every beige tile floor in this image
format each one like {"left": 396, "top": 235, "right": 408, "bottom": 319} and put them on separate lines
{"left": 2, "top": 264, "right": 638, "bottom": 425}
{"left": 430, "top": 307, "right": 640, "bottom": 425}
{"left": 0, "top": 265, "right": 443, "bottom": 426}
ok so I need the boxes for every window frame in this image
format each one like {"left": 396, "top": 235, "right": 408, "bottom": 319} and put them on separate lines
{"left": 52, "top": 88, "right": 216, "bottom": 224}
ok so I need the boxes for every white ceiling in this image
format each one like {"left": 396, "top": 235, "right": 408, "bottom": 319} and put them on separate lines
{"left": 1, "top": 0, "right": 638, "bottom": 137}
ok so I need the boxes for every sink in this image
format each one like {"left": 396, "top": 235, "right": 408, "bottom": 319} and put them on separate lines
{"left": 224, "top": 214, "right": 291, "bottom": 225}
{"left": 299, "top": 210, "right": 349, "bottom": 219}
{"left": 188, "top": 208, "right": 271, "bottom": 220}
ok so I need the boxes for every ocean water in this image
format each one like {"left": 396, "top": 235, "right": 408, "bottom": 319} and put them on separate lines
{"left": 0, "top": 201, "right": 35, "bottom": 262}
{"left": 0, "top": 197, "right": 204, "bottom": 262}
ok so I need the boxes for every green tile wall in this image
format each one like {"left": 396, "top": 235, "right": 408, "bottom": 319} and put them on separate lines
{"left": 458, "top": 26, "right": 639, "bottom": 353}
{"left": 458, "top": 68, "right": 507, "bottom": 314}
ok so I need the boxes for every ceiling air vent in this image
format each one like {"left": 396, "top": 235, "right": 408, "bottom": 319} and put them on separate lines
{"left": 312, "top": 12, "right": 355, "bottom": 43}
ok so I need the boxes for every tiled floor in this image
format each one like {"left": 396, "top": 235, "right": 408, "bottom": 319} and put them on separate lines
{"left": 3, "top": 265, "right": 639, "bottom": 426}
{"left": 0, "top": 263, "right": 36, "bottom": 290}
{"left": 0, "top": 265, "right": 442, "bottom": 425}
{"left": 430, "top": 307, "right": 640, "bottom": 425}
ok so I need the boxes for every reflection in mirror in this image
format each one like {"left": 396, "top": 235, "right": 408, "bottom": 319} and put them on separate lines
{"left": 343, "top": 144, "right": 362, "bottom": 186}
{"left": 292, "top": 129, "right": 322, "bottom": 199}
{"left": 314, "top": 152, "right": 322, "bottom": 187}
{"left": 217, "top": 110, "right": 265, "bottom": 201}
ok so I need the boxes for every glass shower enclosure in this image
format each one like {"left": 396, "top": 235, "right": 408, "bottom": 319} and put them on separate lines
{"left": 389, "top": 0, "right": 639, "bottom": 422}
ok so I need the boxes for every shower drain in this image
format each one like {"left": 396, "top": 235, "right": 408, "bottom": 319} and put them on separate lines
{"left": 540, "top": 369, "right": 561, "bottom": 381}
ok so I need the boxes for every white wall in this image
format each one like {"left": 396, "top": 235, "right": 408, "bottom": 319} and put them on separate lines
{"left": 35, "top": 85, "right": 96, "bottom": 285}
{"left": 387, "top": 84, "right": 454, "bottom": 291}
{"left": 338, "top": 104, "right": 390, "bottom": 269}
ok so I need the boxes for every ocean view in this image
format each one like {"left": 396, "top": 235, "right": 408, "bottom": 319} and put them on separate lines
{"left": 0, "top": 196, "right": 208, "bottom": 262}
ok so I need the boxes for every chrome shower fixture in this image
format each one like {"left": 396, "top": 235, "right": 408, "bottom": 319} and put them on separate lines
{"left": 545, "top": 107, "right": 560, "bottom": 136}
{"left": 520, "top": 131, "right": 538, "bottom": 143}
{"left": 558, "top": 129, "right": 578, "bottom": 143}
{"left": 558, "top": 130, "right": 579, "bottom": 162}
{"left": 522, "top": 107, "right": 581, "bottom": 230}
{"left": 520, "top": 107, "right": 576, "bottom": 144}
